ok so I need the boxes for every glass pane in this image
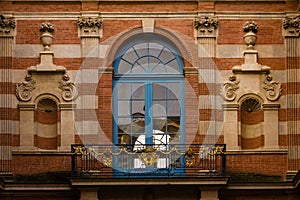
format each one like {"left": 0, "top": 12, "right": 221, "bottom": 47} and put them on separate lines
{"left": 131, "top": 100, "right": 145, "bottom": 116}
{"left": 165, "top": 59, "right": 180, "bottom": 73}
{"left": 134, "top": 43, "right": 148, "bottom": 57}
{"left": 167, "top": 100, "right": 180, "bottom": 116}
{"left": 132, "top": 62, "right": 146, "bottom": 73}
{"left": 153, "top": 83, "right": 166, "bottom": 99}
{"left": 159, "top": 48, "right": 174, "bottom": 64}
{"left": 118, "top": 59, "right": 132, "bottom": 74}
{"left": 149, "top": 42, "right": 163, "bottom": 57}
{"left": 118, "top": 83, "right": 131, "bottom": 99}
{"left": 123, "top": 47, "right": 139, "bottom": 63}
{"left": 167, "top": 82, "right": 180, "bottom": 99}
{"left": 118, "top": 100, "right": 130, "bottom": 116}
{"left": 131, "top": 83, "right": 144, "bottom": 99}
{"left": 152, "top": 100, "right": 166, "bottom": 118}
{"left": 153, "top": 117, "right": 166, "bottom": 132}
{"left": 152, "top": 63, "right": 166, "bottom": 73}
{"left": 118, "top": 118, "right": 131, "bottom": 134}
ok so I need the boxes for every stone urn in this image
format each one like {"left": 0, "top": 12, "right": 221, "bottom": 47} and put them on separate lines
{"left": 243, "top": 31, "right": 257, "bottom": 49}
{"left": 243, "top": 21, "right": 258, "bottom": 49}
{"left": 40, "top": 31, "right": 53, "bottom": 51}
{"left": 39, "top": 22, "right": 54, "bottom": 51}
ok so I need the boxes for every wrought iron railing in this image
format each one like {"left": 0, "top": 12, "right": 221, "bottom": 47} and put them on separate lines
{"left": 71, "top": 144, "right": 226, "bottom": 177}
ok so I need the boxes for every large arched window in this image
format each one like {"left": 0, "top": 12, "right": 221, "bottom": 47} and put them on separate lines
{"left": 113, "top": 33, "right": 185, "bottom": 156}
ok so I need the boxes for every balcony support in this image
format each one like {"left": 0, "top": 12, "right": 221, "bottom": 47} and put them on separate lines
{"left": 79, "top": 187, "right": 99, "bottom": 200}
{"left": 199, "top": 187, "right": 219, "bottom": 200}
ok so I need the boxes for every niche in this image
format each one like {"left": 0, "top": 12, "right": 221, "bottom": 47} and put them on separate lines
{"left": 240, "top": 97, "right": 264, "bottom": 149}
{"left": 35, "top": 97, "right": 59, "bottom": 150}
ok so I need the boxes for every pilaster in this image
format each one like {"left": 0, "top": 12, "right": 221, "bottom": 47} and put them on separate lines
{"left": 263, "top": 104, "right": 280, "bottom": 150}
{"left": 59, "top": 104, "right": 76, "bottom": 150}
{"left": 222, "top": 104, "right": 239, "bottom": 150}
{"left": 18, "top": 104, "right": 35, "bottom": 150}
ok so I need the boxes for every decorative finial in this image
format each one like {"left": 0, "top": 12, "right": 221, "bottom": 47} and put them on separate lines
{"left": 243, "top": 21, "right": 258, "bottom": 49}
{"left": 39, "top": 22, "right": 54, "bottom": 51}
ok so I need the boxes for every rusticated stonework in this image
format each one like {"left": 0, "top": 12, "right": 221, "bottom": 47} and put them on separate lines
{"left": 15, "top": 74, "right": 36, "bottom": 102}
{"left": 263, "top": 74, "right": 283, "bottom": 101}
{"left": 220, "top": 75, "right": 240, "bottom": 101}
{"left": 0, "top": 15, "right": 15, "bottom": 36}
{"left": 283, "top": 15, "right": 300, "bottom": 37}
{"left": 78, "top": 16, "right": 102, "bottom": 37}
{"left": 58, "top": 73, "right": 78, "bottom": 102}
{"left": 194, "top": 16, "right": 218, "bottom": 36}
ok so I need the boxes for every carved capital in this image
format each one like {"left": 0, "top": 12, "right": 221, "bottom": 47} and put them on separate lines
{"left": 58, "top": 73, "right": 78, "bottom": 102}
{"left": 194, "top": 16, "right": 218, "bottom": 37}
{"left": 78, "top": 16, "right": 102, "bottom": 37}
{"left": 220, "top": 75, "right": 240, "bottom": 101}
{"left": 263, "top": 74, "right": 282, "bottom": 101}
{"left": 16, "top": 74, "right": 36, "bottom": 102}
{"left": 0, "top": 15, "right": 15, "bottom": 37}
{"left": 283, "top": 15, "right": 300, "bottom": 37}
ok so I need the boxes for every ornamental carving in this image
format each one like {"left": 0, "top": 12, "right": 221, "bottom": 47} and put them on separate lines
{"left": 78, "top": 17, "right": 102, "bottom": 37}
{"left": 58, "top": 73, "right": 78, "bottom": 102}
{"left": 263, "top": 74, "right": 282, "bottom": 101}
{"left": 16, "top": 74, "right": 36, "bottom": 102}
{"left": 194, "top": 16, "right": 218, "bottom": 36}
{"left": 220, "top": 75, "right": 240, "bottom": 101}
{"left": 0, "top": 15, "right": 15, "bottom": 36}
{"left": 283, "top": 15, "right": 300, "bottom": 37}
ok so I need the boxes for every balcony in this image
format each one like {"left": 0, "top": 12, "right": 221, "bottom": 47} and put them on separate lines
{"left": 71, "top": 144, "right": 226, "bottom": 178}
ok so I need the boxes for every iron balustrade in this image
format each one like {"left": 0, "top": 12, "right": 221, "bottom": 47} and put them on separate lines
{"left": 71, "top": 144, "right": 226, "bottom": 177}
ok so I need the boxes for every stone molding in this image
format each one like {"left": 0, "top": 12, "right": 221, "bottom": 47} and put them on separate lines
{"left": 58, "top": 73, "right": 78, "bottom": 102}
{"left": 283, "top": 15, "right": 300, "bottom": 37}
{"left": 15, "top": 74, "right": 36, "bottom": 102}
{"left": 194, "top": 16, "right": 218, "bottom": 37}
{"left": 78, "top": 16, "right": 102, "bottom": 37}
{"left": 0, "top": 14, "right": 15, "bottom": 37}
{"left": 220, "top": 75, "right": 239, "bottom": 101}
{"left": 263, "top": 74, "right": 282, "bottom": 102}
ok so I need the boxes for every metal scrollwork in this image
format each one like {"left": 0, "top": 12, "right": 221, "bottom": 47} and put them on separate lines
{"left": 16, "top": 74, "right": 36, "bottom": 102}
{"left": 220, "top": 75, "right": 240, "bottom": 101}
{"left": 263, "top": 74, "right": 282, "bottom": 101}
{"left": 58, "top": 73, "right": 78, "bottom": 102}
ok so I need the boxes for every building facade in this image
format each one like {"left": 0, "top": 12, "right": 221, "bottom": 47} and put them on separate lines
{"left": 0, "top": 0, "right": 300, "bottom": 199}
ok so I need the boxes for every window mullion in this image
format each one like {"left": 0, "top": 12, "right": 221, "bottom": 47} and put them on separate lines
{"left": 145, "top": 81, "right": 153, "bottom": 146}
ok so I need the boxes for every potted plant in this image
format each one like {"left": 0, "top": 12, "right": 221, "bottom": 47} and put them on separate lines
{"left": 243, "top": 21, "right": 258, "bottom": 49}
{"left": 39, "top": 22, "right": 54, "bottom": 51}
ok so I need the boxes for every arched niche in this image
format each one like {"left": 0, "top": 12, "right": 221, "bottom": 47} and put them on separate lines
{"left": 35, "top": 95, "right": 59, "bottom": 150}
{"left": 240, "top": 96, "right": 264, "bottom": 150}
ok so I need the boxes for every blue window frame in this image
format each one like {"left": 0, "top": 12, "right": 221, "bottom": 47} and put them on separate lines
{"left": 112, "top": 34, "right": 185, "bottom": 175}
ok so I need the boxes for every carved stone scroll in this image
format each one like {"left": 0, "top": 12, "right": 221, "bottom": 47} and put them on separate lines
{"left": 16, "top": 74, "right": 36, "bottom": 102}
{"left": 263, "top": 74, "right": 282, "bottom": 101}
{"left": 220, "top": 75, "right": 240, "bottom": 101}
{"left": 58, "top": 73, "right": 78, "bottom": 102}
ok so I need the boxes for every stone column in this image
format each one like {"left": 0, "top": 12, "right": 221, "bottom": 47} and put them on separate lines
{"left": 222, "top": 104, "right": 239, "bottom": 150}
{"left": 18, "top": 104, "right": 35, "bottom": 150}
{"left": 194, "top": 16, "right": 219, "bottom": 143}
{"left": 59, "top": 104, "right": 76, "bottom": 150}
{"left": 0, "top": 14, "right": 15, "bottom": 173}
{"left": 263, "top": 104, "right": 280, "bottom": 149}
{"left": 283, "top": 15, "right": 300, "bottom": 173}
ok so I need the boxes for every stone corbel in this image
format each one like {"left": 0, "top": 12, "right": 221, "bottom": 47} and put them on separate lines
{"left": 263, "top": 74, "right": 282, "bottom": 101}
{"left": 58, "top": 73, "right": 78, "bottom": 102}
{"left": 220, "top": 75, "right": 240, "bottom": 101}
{"left": 283, "top": 15, "right": 300, "bottom": 37}
{"left": 0, "top": 14, "right": 15, "bottom": 37}
{"left": 16, "top": 74, "right": 36, "bottom": 102}
{"left": 194, "top": 16, "right": 218, "bottom": 37}
{"left": 78, "top": 16, "right": 102, "bottom": 38}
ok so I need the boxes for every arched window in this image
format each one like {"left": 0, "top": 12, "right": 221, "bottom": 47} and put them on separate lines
{"left": 112, "top": 33, "right": 185, "bottom": 171}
